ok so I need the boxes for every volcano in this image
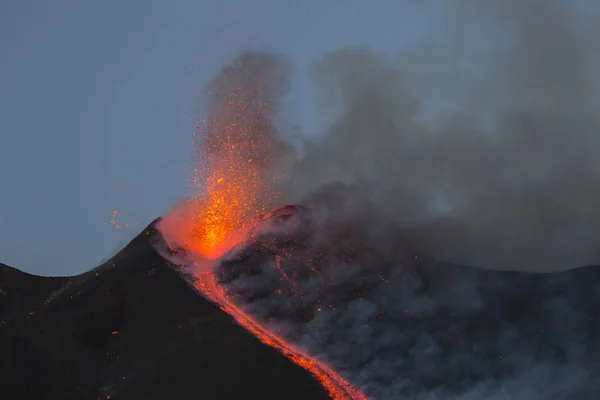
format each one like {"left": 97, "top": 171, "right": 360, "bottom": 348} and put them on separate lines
{"left": 0, "top": 218, "right": 330, "bottom": 400}
{"left": 166, "top": 204, "right": 600, "bottom": 399}
{"left": 3, "top": 205, "right": 600, "bottom": 399}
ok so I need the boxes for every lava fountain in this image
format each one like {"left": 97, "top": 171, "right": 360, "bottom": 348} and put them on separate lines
{"left": 183, "top": 66, "right": 280, "bottom": 259}
{"left": 158, "top": 53, "right": 367, "bottom": 399}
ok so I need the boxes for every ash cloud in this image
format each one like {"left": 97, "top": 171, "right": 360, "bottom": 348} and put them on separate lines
{"left": 211, "top": 1, "right": 600, "bottom": 398}
{"left": 278, "top": 0, "right": 600, "bottom": 272}
{"left": 160, "top": 1, "right": 600, "bottom": 398}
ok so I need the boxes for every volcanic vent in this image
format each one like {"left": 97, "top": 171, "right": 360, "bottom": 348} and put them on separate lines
{"left": 163, "top": 202, "right": 600, "bottom": 400}
{"left": 155, "top": 52, "right": 369, "bottom": 399}
{"left": 0, "top": 220, "right": 335, "bottom": 400}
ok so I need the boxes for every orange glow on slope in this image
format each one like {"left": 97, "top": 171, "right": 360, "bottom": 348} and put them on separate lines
{"left": 193, "top": 272, "right": 368, "bottom": 400}
{"left": 174, "top": 57, "right": 367, "bottom": 399}
{"left": 185, "top": 79, "right": 279, "bottom": 259}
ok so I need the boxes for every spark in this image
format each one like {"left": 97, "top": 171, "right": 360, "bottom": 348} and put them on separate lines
{"left": 183, "top": 80, "right": 278, "bottom": 259}
{"left": 175, "top": 60, "right": 367, "bottom": 399}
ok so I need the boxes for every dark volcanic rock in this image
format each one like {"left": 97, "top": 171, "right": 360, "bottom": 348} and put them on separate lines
{"left": 215, "top": 204, "right": 600, "bottom": 399}
{"left": 0, "top": 220, "right": 330, "bottom": 400}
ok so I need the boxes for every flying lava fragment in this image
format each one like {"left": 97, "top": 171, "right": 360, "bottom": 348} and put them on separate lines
{"left": 158, "top": 54, "right": 368, "bottom": 399}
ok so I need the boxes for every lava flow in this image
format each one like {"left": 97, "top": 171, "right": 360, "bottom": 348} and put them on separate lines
{"left": 193, "top": 271, "right": 368, "bottom": 400}
{"left": 166, "top": 55, "right": 367, "bottom": 399}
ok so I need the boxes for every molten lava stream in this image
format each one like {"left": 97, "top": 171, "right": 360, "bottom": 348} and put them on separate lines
{"left": 192, "top": 272, "right": 368, "bottom": 400}
{"left": 180, "top": 57, "right": 366, "bottom": 398}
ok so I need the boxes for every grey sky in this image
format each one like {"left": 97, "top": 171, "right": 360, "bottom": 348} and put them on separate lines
{"left": 1, "top": 1, "right": 431, "bottom": 276}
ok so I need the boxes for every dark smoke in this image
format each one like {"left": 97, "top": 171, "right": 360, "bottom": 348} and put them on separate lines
{"left": 160, "top": 1, "right": 600, "bottom": 398}
{"left": 278, "top": 0, "right": 600, "bottom": 272}
{"left": 214, "top": 204, "right": 600, "bottom": 399}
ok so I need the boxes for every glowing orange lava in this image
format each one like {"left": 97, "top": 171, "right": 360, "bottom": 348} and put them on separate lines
{"left": 193, "top": 272, "right": 368, "bottom": 400}
{"left": 186, "top": 77, "right": 279, "bottom": 259}
{"left": 182, "top": 59, "right": 367, "bottom": 399}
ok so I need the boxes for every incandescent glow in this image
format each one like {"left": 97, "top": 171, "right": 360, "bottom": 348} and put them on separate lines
{"left": 186, "top": 76, "right": 278, "bottom": 259}
{"left": 192, "top": 271, "right": 368, "bottom": 400}
{"left": 162, "top": 54, "right": 367, "bottom": 399}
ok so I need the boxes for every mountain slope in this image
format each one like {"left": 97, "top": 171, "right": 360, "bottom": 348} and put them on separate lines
{"left": 206, "top": 204, "right": 600, "bottom": 399}
{"left": 0, "top": 220, "right": 330, "bottom": 400}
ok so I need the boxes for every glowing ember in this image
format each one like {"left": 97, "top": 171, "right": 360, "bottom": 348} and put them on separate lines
{"left": 164, "top": 54, "right": 367, "bottom": 399}
{"left": 185, "top": 71, "right": 279, "bottom": 259}
{"left": 193, "top": 272, "right": 368, "bottom": 400}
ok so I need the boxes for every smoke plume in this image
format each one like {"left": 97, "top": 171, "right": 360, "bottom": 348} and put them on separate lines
{"left": 158, "top": 1, "right": 600, "bottom": 398}
{"left": 278, "top": 0, "right": 600, "bottom": 271}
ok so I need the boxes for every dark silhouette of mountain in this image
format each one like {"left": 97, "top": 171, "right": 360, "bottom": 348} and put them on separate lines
{"left": 3, "top": 205, "right": 600, "bottom": 399}
{"left": 0, "top": 219, "right": 330, "bottom": 400}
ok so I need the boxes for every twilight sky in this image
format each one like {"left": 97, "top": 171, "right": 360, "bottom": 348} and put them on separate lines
{"left": 0, "top": 0, "right": 435, "bottom": 275}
